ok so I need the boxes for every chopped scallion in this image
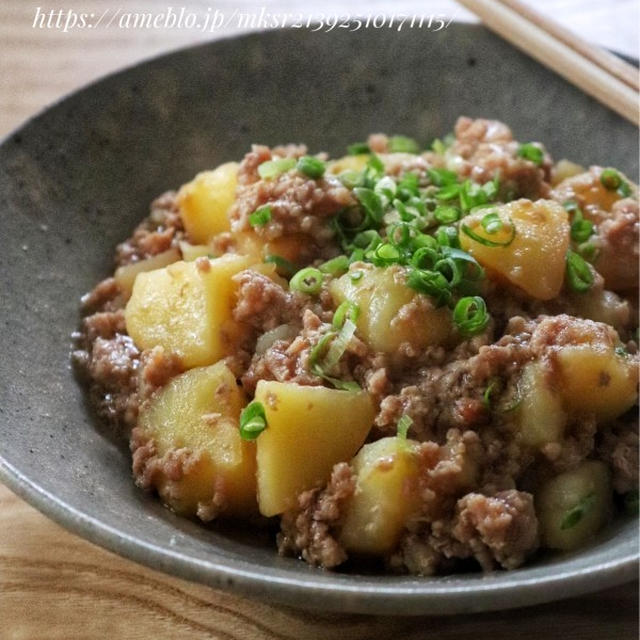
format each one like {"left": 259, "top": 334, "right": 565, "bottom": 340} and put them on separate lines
{"left": 289, "top": 267, "right": 324, "bottom": 295}
{"left": 517, "top": 143, "right": 544, "bottom": 166}
{"left": 566, "top": 250, "right": 594, "bottom": 292}
{"left": 249, "top": 204, "right": 272, "bottom": 227}
{"left": 239, "top": 401, "right": 268, "bottom": 440}
{"left": 297, "top": 155, "right": 326, "bottom": 179}
{"left": 453, "top": 296, "right": 490, "bottom": 336}
{"left": 258, "top": 157, "right": 296, "bottom": 179}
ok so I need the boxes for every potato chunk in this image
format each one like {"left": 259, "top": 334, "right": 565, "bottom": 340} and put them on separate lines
{"left": 459, "top": 199, "right": 569, "bottom": 300}
{"left": 556, "top": 346, "right": 638, "bottom": 422}
{"left": 136, "top": 362, "right": 257, "bottom": 518}
{"left": 330, "top": 266, "right": 452, "bottom": 353}
{"left": 125, "top": 255, "right": 252, "bottom": 368}
{"left": 254, "top": 381, "right": 374, "bottom": 517}
{"left": 339, "top": 437, "right": 421, "bottom": 554}
{"left": 114, "top": 247, "right": 181, "bottom": 298}
{"left": 177, "top": 162, "right": 239, "bottom": 244}
{"left": 516, "top": 363, "right": 567, "bottom": 448}
{"left": 537, "top": 461, "right": 612, "bottom": 550}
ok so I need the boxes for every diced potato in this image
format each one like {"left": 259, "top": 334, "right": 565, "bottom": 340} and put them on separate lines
{"left": 233, "top": 230, "right": 309, "bottom": 266}
{"left": 114, "top": 248, "right": 181, "bottom": 298}
{"left": 516, "top": 362, "right": 567, "bottom": 448}
{"left": 339, "top": 437, "right": 422, "bottom": 554}
{"left": 551, "top": 159, "right": 585, "bottom": 186}
{"left": 327, "top": 154, "right": 369, "bottom": 175}
{"left": 537, "top": 460, "right": 612, "bottom": 550}
{"left": 179, "top": 241, "right": 212, "bottom": 262}
{"left": 568, "top": 288, "right": 630, "bottom": 333}
{"left": 551, "top": 168, "right": 626, "bottom": 221}
{"left": 125, "top": 254, "right": 252, "bottom": 368}
{"left": 136, "top": 362, "right": 257, "bottom": 518}
{"left": 459, "top": 199, "right": 569, "bottom": 300}
{"left": 555, "top": 346, "right": 638, "bottom": 422}
{"left": 330, "top": 266, "right": 452, "bottom": 353}
{"left": 177, "top": 162, "right": 239, "bottom": 244}
{"left": 254, "top": 381, "right": 374, "bottom": 517}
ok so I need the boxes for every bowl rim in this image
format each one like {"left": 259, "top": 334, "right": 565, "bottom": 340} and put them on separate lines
{"left": 0, "top": 24, "right": 638, "bottom": 616}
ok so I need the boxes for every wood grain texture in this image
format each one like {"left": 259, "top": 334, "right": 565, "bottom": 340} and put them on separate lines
{"left": 1, "top": 1, "right": 638, "bottom": 637}
{"left": 0, "top": 483, "right": 638, "bottom": 639}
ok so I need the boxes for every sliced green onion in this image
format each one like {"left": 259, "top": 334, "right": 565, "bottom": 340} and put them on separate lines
{"left": 600, "top": 168, "right": 621, "bottom": 190}
{"left": 290, "top": 267, "right": 324, "bottom": 295}
{"left": 319, "top": 255, "right": 349, "bottom": 276}
{"left": 297, "top": 155, "right": 326, "bottom": 179}
{"left": 436, "top": 183, "right": 461, "bottom": 201}
{"left": 337, "top": 169, "right": 362, "bottom": 189}
{"left": 374, "top": 176, "right": 397, "bottom": 200}
{"left": 239, "top": 401, "right": 268, "bottom": 440}
{"left": 407, "top": 269, "right": 451, "bottom": 306}
{"left": 389, "top": 135, "right": 420, "bottom": 154}
{"left": 333, "top": 301, "right": 360, "bottom": 329}
{"left": 517, "top": 143, "right": 544, "bottom": 166}
{"left": 323, "top": 319, "right": 357, "bottom": 372}
{"left": 366, "top": 153, "right": 385, "bottom": 176}
{"left": 347, "top": 142, "right": 370, "bottom": 155}
{"left": 617, "top": 180, "right": 632, "bottom": 197}
{"left": 436, "top": 225, "right": 460, "bottom": 248}
{"left": 396, "top": 415, "right": 413, "bottom": 440}
{"left": 562, "top": 200, "right": 582, "bottom": 217}
{"left": 566, "top": 250, "right": 594, "bottom": 292}
{"left": 434, "top": 257, "right": 463, "bottom": 287}
{"left": 258, "top": 157, "right": 296, "bottom": 179}
{"left": 350, "top": 269, "right": 364, "bottom": 282}
{"left": 461, "top": 217, "right": 516, "bottom": 247}
{"left": 431, "top": 138, "right": 446, "bottom": 154}
{"left": 434, "top": 205, "right": 461, "bottom": 224}
{"left": 411, "top": 246, "right": 440, "bottom": 270}
{"left": 482, "top": 377, "right": 502, "bottom": 410}
{"left": 560, "top": 493, "right": 595, "bottom": 530}
{"left": 571, "top": 218, "right": 594, "bottom": 242}
{"left": 453, "top": 296, "right": 490, "bottom": 337}
{"left": 577, "top": 241, "right": 597, "bottom": 262}
{"left": 372, "top": 243, "right": 401, "bottom": 265}
{"left": 397, "top": 172, "right": 420, "bottom": 198}
{"left": 264, "top": 254, "right": 296, "bottom": 276}
{"left": 459, "top": 180, "right": 489, "bottom": 212}
{"left": 249, "top": 204, "right": 272, "bottom": 227}
{"left": 353, "top": 187, "right": 385, "bottom": 226}
{"left": 480, "top": 212, "right": 503, "bottom": 234}
{"left": 427, "top": 168, "right": 458, "bottom": 187}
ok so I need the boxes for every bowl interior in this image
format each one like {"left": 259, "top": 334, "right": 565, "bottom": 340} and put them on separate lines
{"left": 0, "top": 24, "right": 637, "bottom": 616}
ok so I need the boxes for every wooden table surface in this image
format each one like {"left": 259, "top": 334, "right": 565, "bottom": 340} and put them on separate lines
{"left": 1, "top": 1, "right": 638, "bottom": 638}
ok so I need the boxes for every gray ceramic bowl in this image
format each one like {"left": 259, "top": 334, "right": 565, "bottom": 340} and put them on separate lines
{"left": 0, "top": 24, "right": 637, "bottom": 616}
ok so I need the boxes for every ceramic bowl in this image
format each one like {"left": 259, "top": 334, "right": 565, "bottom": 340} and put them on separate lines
{"left": 0, "top": 24, "right": 637, "bottom": 615}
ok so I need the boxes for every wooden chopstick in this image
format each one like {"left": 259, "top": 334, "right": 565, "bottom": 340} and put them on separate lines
{"left": 458, "top": 0, "right": 639, "bottom": 125}
{"left": 498, "top": 0, "right": 639, "bottom": 92}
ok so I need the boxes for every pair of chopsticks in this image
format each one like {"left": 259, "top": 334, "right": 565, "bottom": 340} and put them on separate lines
{"left": 458, "top": 0, "right": 639, "bottom": 124}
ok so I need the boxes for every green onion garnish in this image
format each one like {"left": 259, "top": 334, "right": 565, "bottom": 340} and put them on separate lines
{"left": 319, "top": 255, "right": 349, "bottom": 276}
{"left": 289, "top": 267, "right": 324, "bottom": 295}
{"left": 617, "top": 180, "right": 632, "bottom": 197}
{"left": 264, "top": 254, "right": 296, "bottom": 276}
{"left": 396, "top": 415, "right": 413, "bottom": 439}
{"left": 297, "top": 156, "right": 326, "bottom": 179}
{"left": 407, "top": 269, "right": 451, "bottom": 306}
{"left": 350, "top": 270, "right": 364, "bottom": 282}
{"left": 517, "top": 143, "right": 544, "bottom": 166}
{"left": 566, "top": 250, "right": 594, "bottom": 292}
{"left": 461, "top": 217, "right": 516, "bottom": 247}
{"left": 434, "top": 205, "right": 461, "bottom": 224}
{"left": 436, "top": 225, "right": 461, "bottom": 248}
{"left": 480, "top": 212, "right": 503, "bottom": 234}
{"left": 483, "top": 377, "right": 502, "bottom": 410}
{"left": 560, "top": 493, "right": 595, "bottom": 530}
{"left": 347, "top": 142, "right": 370, "bottom": 155}
{"left": 239, "top": 401, "right": 268, "bottom": 440}
{"left": 571, "top": 218, "right": 594, "bottom": 243}
{"left": 453, "top": 296, "right": 490, "bottom": 336}
{"left": 427, "top": 168, "right": 458, "bottom": 187}
{"left": 600, "top": 168, "right": 621, "bottom": 190}
{"left": 249, "top": 204, "right": 272, "bottom": 227}
{"left": 389, "top": 135, "right": 420, "bottom": 154}
{"left": 309, "top": 321, "right": 361, "bottom": 391}
{"left": 562, "top": 200, "right": 582, "bottom": 217}
{"left": 258, "top": 157, "right": 296, "bottom": 179}
{"left": 333, "top": 301, "right": 360, "bottom": 329}
{"left": 577, "top": 241, "right": 597, "bottom": 262}
{"left": 353, "top": 187, "right": 385, "bottom": 227}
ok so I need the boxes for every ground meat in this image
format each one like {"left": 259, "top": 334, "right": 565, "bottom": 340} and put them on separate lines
{"left": 447, "top": 117, "right": 552, "bottom": 200}
{"left": 237, "top": 143, "right": 308, "bottom": 186}
{"left": 115, "top": 191, "right": 183, "bottom": 266}
{"left": 598, "top": 421, "right": 639, "bottom": 494}
{"left": 449, "top": 490, "right": 539, "bottom": 570}
{"left": 593, "top": 198, "right": 639, "bottom": 292}
{"left": 278, "top": 462, "right": 355, "bottom": 568}
{"left": 80, "top": 277, "right": 124, "bottom": 313}
{"left": 130, "top": 432, "right": 228, "bottom": 522}
{"left": 229, "top": 145, "right": 353, "bottom": 249}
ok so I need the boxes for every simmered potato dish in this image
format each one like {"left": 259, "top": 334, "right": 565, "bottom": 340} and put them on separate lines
{"left": 74, "top": 117, "right": 638, "bottom": 576}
